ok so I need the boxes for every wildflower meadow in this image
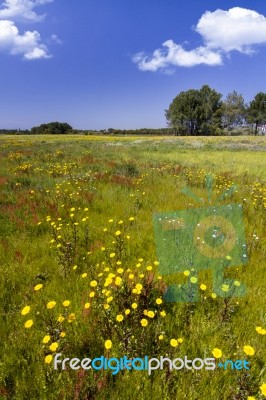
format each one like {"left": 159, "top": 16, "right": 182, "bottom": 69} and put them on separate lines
{"left": 0, "top": 135, "right": 265, "bottom": 400}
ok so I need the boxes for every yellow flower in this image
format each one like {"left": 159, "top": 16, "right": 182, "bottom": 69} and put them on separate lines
{"left": 49, "top": 342, "right": 59, "bottom": 352}
{"left": 178, "top": 338, "right": 183, "bottom": 343}
{"left": 154, "top": 261, "right": 159, "bottom": 266}
{"left": 243, "top": 345, "right": 255, "bottom": 356}
{"left": 160, "top": 311, "right": 166, "bottom": 317}
{"left": 115, "top": 277, "right": 122, "bottom": 285}
{"left": 234, "top": 281, "right": 240, "bottom": 287}
{"left": 139, "top": 273, "right": 144, "bottom": 278}
{"left": 132, "top": 303, "right": 138, "bottom": 309}
{"left": 57, "top": 315, "right": 65, "bottom": 323}
{"left": 21, "top": 306, "right": 30, "bottom": 315}
{"left": 34, "top": 284, "right": 43, "bottom": 291}
{"left": 200, "top": 284, "right": 207, "bottom": 291}
{"left": 225, "top": 255, "right": 232, "bottom": 260}
{"left": 118, "top": 220, "right": 123, "bottom": 224}
{"left": 110, "top": 253, "right": 115, "bottom": 258}
{"left": 116, "top": 314, "right": 124, "bottom": 322}
{"left": 190, "top": 277, "right": 197, "bottom": 284}
{"left": 147, "top": 311, "right": 155, "bottom": 318}
{"left": 90, "top": 280, "right": 97, "bottom": 287}
{"left": 62, "top": 300, "right": 70, "bottom": 307}
{"left": 42, "top": 335, "right": 51, "bottom": 344}
{"left": 115, "top": 230, "right": 121, "bottom": 236}
{"left": 104, "top": 277, "right": 113, "bottom": 287}
{"left": 116, "top": 267, "right": 123, "bottom": 274}
{"left": 73, "top": 265, "right": 77, "bottom": 270}
{"left": 47, "top": 301, "right": 56, "bottom": 309}
{"left": 158, "top": 335, "right": 164, "bottom": 340}
{"left": 260, "top": 383, "right": 266, "bottom": 396}
{"left": 129, "top": 217, "right": 135, "bottom": 221}
{"left": 24, "top": 319, "right": 33, "bottom": 328}
{"left": 135, "top": 283, "right": 143, "bottom": 291}
{"left": 84, "top": 303, "right": 91, "bottom": 309}
{"left": 68, "top": 313, "right": 76, "bottom": 322}
{"left": 70, "top": 207, "right": 75, "bottom": 211}
{"left": 132, "top": 288, "right": 137, "bottom": 294}
{"left": 247, "top": 397, "right": 256, "bottom": 400}
{"left": 60, "top": 332, "right": 66, "bottom": 338}
{"left": 81, "top": 273, "right": 87, "bottom": 278}
{"left": 156, "top": 298, "right": 162, "bottom": 305}
{"left": 105, "top": 340, "right": 112, "bottom": 350}
{"left": 107, "top": 296, "right": 113, "bottom": 303}
{"left": 141, "top": 319, "right": 148, "bottom": 327}
{"left": 222, "top": 284, "right": 230, "bottom": 292}
{"left": 184, "top": 270, "right": 190, "bottom": 276}
{"left": 170, "top": 339, "right": 178, "bottom": 347}
{"left": 146, "top": 266, "right": 152, "bottom": 271}
{"left": 44, "top": 354, "right": 53, "bottom": 364}
{"left": 211, "top": 293, "right": 217, "bottom": 299}
{"left": 125, "top": 309, "right": 130, "bottom": 315}
{"left": 104, "top": 304, "right": 110, "bottom": 310}
{"left": 212, "top": 348, "right": 222, "bottom": 358}
{"left": 255, "top": 326, "right": 266, "bottom": 335}
{"left": 89, "top": 291, "right": 95, "bottom": 298}
{"left": 129, "top": 274, "right": 134, "bottom": 280}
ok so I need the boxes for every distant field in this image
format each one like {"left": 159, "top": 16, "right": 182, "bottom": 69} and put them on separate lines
{"left": 0, "top": 135, "right": 265, "bottom": 400}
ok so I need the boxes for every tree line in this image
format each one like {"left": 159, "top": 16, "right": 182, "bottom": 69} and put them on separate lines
{"left": 1, "top": 87, "right": 266, "bottom": 136}
{"left": 166, "top": 86, "right": 266, "bottom": 136}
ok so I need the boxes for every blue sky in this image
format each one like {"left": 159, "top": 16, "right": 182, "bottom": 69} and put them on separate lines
{"left": 0, "top": 0, "right": 266, "bottom": 130}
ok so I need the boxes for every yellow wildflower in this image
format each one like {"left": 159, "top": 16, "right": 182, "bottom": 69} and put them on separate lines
{"left": 105, "top": 340, "right": 112, "bottom": 349}
{"left": 42, "top": 335, "right": 51, "bottom": 344}
{"left": 47, "top": 301, "right": 56, "bottom": 309}
{"left": 212, "top": 348, "right": 222, "bottom": 358}
{"left": 24, "top": 319, "right": 33, "bottom": 328}
{"left": 45, "top": 354, "right": 53, "bottom": 364}
{"left": 34, "top": 284, "right": 43, "bottom": 291}
{"left": 21, "top": 306, "right": 30, "bottom": 315}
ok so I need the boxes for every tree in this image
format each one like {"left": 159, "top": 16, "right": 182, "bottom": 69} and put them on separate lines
{"left": 165, "top": 85, "right": 223, "bottom": 135}
{"left": 247, "top": 92, "right": 266, "bottom": 135}
{"left": 221, "top": 91, "right": 246, "bottom": 130}
{"left": 31, "top": 122, "right": 72, "bottom": 135}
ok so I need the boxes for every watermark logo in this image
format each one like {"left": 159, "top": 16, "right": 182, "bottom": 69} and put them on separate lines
{"left": 153, "top": 174, "right": 248, "bottom": 302}
{"left": 53, "top": 354, "right": 250, "bottom": 375}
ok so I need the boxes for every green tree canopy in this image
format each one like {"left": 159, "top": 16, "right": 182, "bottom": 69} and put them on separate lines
{"left": 247, "top": 92, "right": 266, "bottom": 134}
{"left": 165, "top": 85, "right": 223, "bottom": 135}
{"left": 31, "top": 122, "right": 73, "bottom": 135}
{"left": 221, "top": 90, "right": 246, "bottom": 129}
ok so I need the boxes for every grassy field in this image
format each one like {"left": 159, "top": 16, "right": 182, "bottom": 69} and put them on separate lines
{"left": 0, "top": 135, "right": 265, "bottom": 400}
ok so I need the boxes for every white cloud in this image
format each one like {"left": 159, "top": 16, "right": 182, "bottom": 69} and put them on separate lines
{"left": 133, "top": 40, "right": 222, "bottom": 72}
{"left": 196, "top": 7, "right": 266, "bottom": 54}
{"left": 133, "top": 7, "right": 266, "bottom": 72}
{"left": 0, "top": 0, "right": 53, "bottom": 22}
{"left": 0, "top": 19, "right": 51, "bottom": 59}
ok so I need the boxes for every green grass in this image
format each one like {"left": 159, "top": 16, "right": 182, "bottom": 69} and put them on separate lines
{"left": 0, "top": 135, "right": 265, "bottom": 400}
